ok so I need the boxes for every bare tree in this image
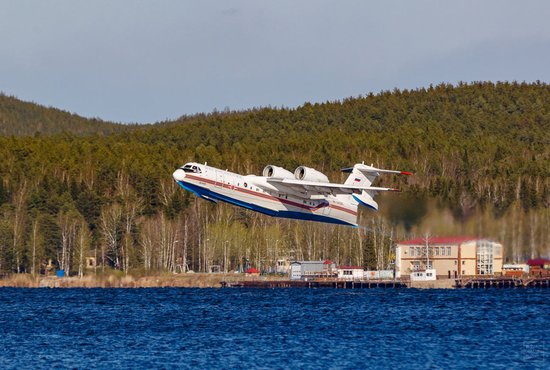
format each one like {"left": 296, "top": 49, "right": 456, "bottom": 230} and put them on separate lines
{"left": 77, "top": 220, "right": 91, "bottom": 278}
{"left": 100, "top": 204, "right": 122, "bottom": 269}
{"left": 117, "top": 171, "right": 143, "bottom": 273}
{"left": 30, "top": 217, "right": 41, "bottom": 275}
{"left": 12, "top": 183, "right": 27, "bottom": 273}
{"left": 58, "top": 211, "right": 77, "bottom": 274}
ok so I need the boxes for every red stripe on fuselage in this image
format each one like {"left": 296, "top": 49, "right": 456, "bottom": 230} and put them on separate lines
{"left": 184, "top": 174, "right": 357, "bottom": 216}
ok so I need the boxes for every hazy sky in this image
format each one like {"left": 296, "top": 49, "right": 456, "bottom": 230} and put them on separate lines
{"left": 1, "top": 1, "right": 550, "bottom": 123}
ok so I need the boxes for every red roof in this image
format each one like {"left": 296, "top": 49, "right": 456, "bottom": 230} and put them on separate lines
{"left": 398, "top": 236, "right": 479, "bottom": 246}
{"left": 338, "top": 266, "right": 364, "bottom": 270}
{"left": 245, "top": 268, "right": 260, "bottom": 273}
{"left": 323, "top": 260, "right": 334, "bottom": 265}
{"left": 527, "top": 258, "right": 550, "bottom": 266}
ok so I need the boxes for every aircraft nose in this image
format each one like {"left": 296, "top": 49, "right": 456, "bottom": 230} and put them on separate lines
{"left": 173, "top": 169, "right": 186, "bottom": 181}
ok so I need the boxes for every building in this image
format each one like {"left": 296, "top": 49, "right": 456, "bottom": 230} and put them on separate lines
{"left": 527, "top": 258, "right": 550, "bottom": 277}
{"left": 363, "top": 270, "right": 394, "bottom": 280}
{"left": 395, "top": 236, "right": 503, "bottom": 279}
{"left": 502, "top": 264, "right": 529, "bottom": 277}
{"left": 275, "top": 258, "right": 291, "bottom": 274}
{"left": 337, "top": 266, "right": 364, "bottom": 280}
{"left": 290, "top": 260, "right": 336, "bottom": 280}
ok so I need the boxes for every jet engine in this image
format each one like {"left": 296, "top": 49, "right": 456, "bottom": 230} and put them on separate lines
{"left": 262, "top": 165, "right": 295, "bottom": 179}
{"left": 294, "top": 166, "right": 330, "bottom": 183}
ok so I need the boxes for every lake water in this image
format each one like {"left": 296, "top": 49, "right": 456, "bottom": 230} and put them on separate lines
{"left": 0, "top": 288, "right": 549, "bottom": 369}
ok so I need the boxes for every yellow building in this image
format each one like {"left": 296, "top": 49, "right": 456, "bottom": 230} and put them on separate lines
{"left": 395, "top": 237, "right": 503, "bottom": 279}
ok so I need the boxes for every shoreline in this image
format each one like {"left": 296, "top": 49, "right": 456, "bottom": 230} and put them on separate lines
{"left": 4, "top": 274, "right": 544, "bottom": 289}
{"left": 0, "top": 273, "right": 247, "bottom": 288}
{"left": 0, "top": 273, "right": 457, "bottom": 289}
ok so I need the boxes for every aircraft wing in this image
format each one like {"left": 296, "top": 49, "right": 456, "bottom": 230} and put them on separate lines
{"left": 266, "top": 178, "right": 399, "bottom": 198}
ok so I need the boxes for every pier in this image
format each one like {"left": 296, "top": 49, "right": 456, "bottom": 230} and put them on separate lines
{"left": 455, "top": 277, "right": 550, "bottom": 288}
{"left": 221, "top": 279, "right": 407, "bottom": 289}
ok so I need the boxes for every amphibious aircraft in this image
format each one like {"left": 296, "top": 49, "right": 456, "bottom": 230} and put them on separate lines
{"left": 172, "top": 162, "right": 412, "bottom": 227}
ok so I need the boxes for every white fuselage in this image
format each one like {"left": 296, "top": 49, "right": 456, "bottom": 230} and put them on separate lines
{"left": 173, "top": 163, "right": 358, "bottom": 226}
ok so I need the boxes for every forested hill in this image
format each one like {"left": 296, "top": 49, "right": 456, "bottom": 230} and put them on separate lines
{"left": 0, "top": 93, "right": 128, "bottom": 136}
{"left": 0, "top": 81, "right": 549, "bottom": 275}
{"left": 138, "top": 81, "right": 550, "bottom": 210}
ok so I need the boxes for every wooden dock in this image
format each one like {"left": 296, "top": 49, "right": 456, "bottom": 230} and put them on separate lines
{"left": 221, "top": 279, "right": 407, "bottom": 289}
{"left": 455, "top": 277, "right": 550, "bottom": 288}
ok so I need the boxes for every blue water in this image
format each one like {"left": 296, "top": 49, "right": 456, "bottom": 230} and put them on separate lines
{"left": 1, "top": 288, "right": 549, "bottom": 369}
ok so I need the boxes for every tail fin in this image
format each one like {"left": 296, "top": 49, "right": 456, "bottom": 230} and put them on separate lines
{"left": 343, "top": 166, "right": 374, "bottom": 187}
{"left": 342, "top": 163, "right": 412, "bottom": 187}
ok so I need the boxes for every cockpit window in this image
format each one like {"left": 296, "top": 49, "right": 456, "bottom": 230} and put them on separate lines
{"left": 182, "top": 164, "right": 202, "bottom": 173}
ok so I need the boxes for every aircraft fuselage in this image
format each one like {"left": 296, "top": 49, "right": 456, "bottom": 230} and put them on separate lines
{"left": 173, "top": 163, "right": 358, "bottom": 226}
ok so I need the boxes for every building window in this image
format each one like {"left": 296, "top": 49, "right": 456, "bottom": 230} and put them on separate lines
{"left": 446, "top": 246, "right": 451, "bottom": 256}
{"left": 462, "top": 260, "right": 465, "bottom": 265}
{"left": 454, "top": 260, "right": 457, "bottom": 265}
{"left": 477, "top": 241, "right": 494, "bottom": 275}
{"left": 410, "top": 247, "right": 415, "bottom": 257}
{"left": 435, "top": 247, "right": 439, "bottom": 256}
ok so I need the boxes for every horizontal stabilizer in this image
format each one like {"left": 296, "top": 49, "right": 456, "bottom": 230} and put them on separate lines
{"left": 342, "top": 164, "right": 413, "bottom": 176}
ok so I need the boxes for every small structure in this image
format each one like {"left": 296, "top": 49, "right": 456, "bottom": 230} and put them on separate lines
{"left": 245, "top": 267, "right": 260, "bottom": 277}
{"left": 410, "top": 269, "right": 436, "bottom": 281}
{"left": 209, "top": 265, "right": 221, "bottom": 273}
{"left": 290, "top": 260, "right": 336, "bottom": 280}
{"left": 502, "top": 264, "right": 528, "bottom": 277}
{"left": 85, "top": 257, "right": 97, "bottom": 269}
{"left": 364, "top": 270, "right": 395, "bottom": 280}
{"left": 337, "top": 266, "right": 364, "bottom": 280}
{"left": 527, "top": 258, "right": 550, "bottom": 277}
{"left": 275, "top": 258, "right": 291, "bottom": 274}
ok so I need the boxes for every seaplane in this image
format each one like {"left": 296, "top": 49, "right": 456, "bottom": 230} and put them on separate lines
{"left": 172, "top": 162, "right": 412, "bottom": 227}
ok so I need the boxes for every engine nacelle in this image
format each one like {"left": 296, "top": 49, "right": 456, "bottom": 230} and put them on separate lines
{"left": 294, "top": 166, "right": 330, "bottom": 183}
{"left": 262, "top": 165, "right": 295, "bottom": 179}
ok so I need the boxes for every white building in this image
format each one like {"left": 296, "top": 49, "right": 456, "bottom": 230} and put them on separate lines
{"left": 275, "top": 258, "right": 291, "bottom": 274}
{"left": 290, "top": 260, "right": 336, "bottom": 280}
{"left": 337, "top": 266, "right": 364, "bottom": 280}
{"left": 363, "top": 270, "right": 394, "bottom": 280}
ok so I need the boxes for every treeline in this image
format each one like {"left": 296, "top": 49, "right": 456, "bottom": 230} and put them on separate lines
{"left": 0, "top": 93, "right": 130, "bottom": 136}
{"left": 0, "top": 81, "right": 549, "bottom": 275}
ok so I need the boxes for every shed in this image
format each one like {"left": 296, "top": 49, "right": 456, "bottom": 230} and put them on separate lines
{"left": 337, "top": 266, "right": 364, "bottom": 280}
{"left": 290, "top": 261, "right": 335, "bottom": 280}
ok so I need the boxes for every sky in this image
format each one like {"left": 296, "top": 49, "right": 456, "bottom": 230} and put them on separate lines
{"left": 1, "top": 0, "right": 550, "bottom": 123}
